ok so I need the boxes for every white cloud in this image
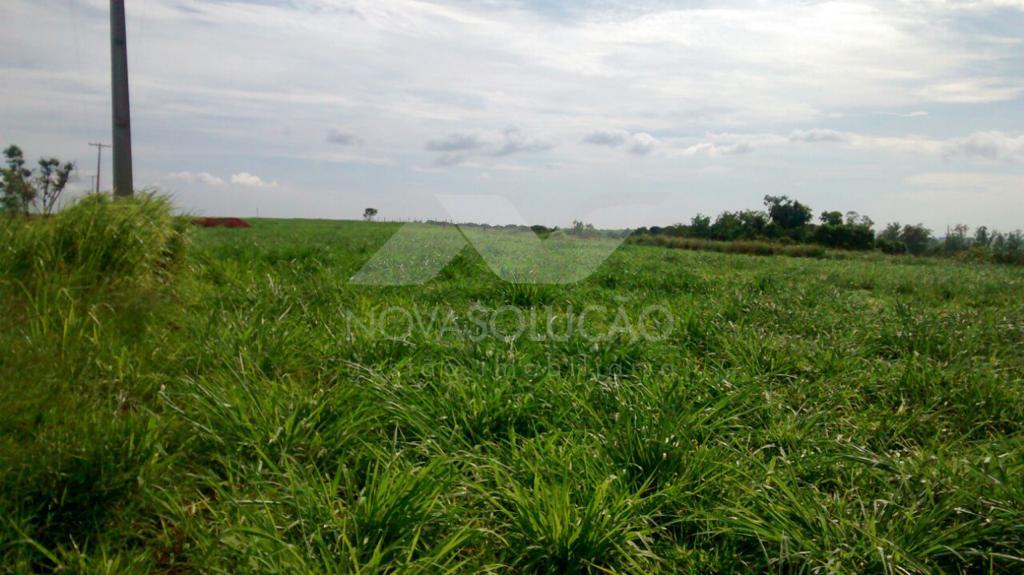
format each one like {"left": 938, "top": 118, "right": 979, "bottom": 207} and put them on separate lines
{"left": 581, "top": 130, "right": 662, "bottom": 155}
{"left": 425, "top": 126, "right": 550, "bottom": 166}
{"left": 918, "top": 79, "right": 1024, "bottom": 104}
{"left": 786, "top": 129, "right": 1024, "bottom": 161}
{"left": 628, "top": 133, "right": 660, "bottom": 156}
{"left": 790, "top": 129, "right": 850, "bottom": 143}
{"left": 165, "top": 171, "right": 225, "bottom": 186}
{"left": 426, "top": 132, "right": 487, "bottom": 152}
{"left": 676, "top": 142, "right": 754, "bottom": 157}
{"left": 582, "top": 130, "right": 630, "bottom": 147}
{"left": 494, "top": 126, "right": 551, "bottom": 157}
{"left": 231, "top": 172, "right": 278, "bottom": 188}
{"left": 326, "top": 129, "right": 362, "bottom": 146}
{"left": 905, "top": 0, "right": 1024, "bottom": 12}
{"left": 3, "top": 0, "right": 1024, "bottom": 228}
{"left": 944, "top": 132, "right": 1024, "bottom": 161}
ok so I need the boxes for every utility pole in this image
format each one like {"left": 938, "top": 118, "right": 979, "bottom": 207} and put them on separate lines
{"left": 89, "top": 142, "right": 111, "bottom": 193}
{"left": 110, "top": 0, "right": 134, "bottom": 197}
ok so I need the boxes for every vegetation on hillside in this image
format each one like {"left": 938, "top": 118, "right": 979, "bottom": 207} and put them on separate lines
{"left": 634, "top": 195, "right": 1024, "bottom": 264}
{"left": 2, "top": 198, "right": 1023, "bottom": 573}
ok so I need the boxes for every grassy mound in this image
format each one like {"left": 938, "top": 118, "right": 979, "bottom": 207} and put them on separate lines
{"left": 0, "top": 193, "right": 188, "bottom": 289}
{"left": 0, "top": 194, "right": 191, "bottom": 573}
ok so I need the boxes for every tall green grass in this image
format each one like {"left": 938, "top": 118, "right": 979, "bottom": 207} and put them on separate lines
{"left": 631, "top": 234, "right": 827, "bottom": 258}
{"left": 0, "top": 193, "right": 188, "bottom": 288}
{"left": 1, "top": 215, "right": 1023, "bottom": 573}
{"left": 0, "top": 194, "right": 189, "bottom": 574}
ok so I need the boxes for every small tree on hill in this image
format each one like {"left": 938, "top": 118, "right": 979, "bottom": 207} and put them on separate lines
{"left": 944, "top": 224, "right": 970, "bottom": 253}
{"left": 1, "top": 146, "right": 34, "bottom": 215}
{"left": 363, "top": 207, "right": 378, "bottom": 222}
{"left": 876, "top": 222, "right": 906, "bottom": 254}
{"left": 764, "top": 195, "right": 812, "bottom": 231}
{"left": 974, "top": 226, "right": 991, "bottom": 247}
{"left": 0, "top": 145, "right": 74, "bottom": 215}
{"left": 879, "top": 222, "right": 901, "bottom": 242}
{"left": 901, "top": 224, "right": 932, "bottom": 255}
{"left": 710, "top": 211, "right": 742, "bottom": 240}
{"left": 845, "top": 211, "right": 874, "bottom": 228}
{"left": 36, "top": 157, "right": 75, "bottom": 214}
{"left": 820, "top": 210, "right": 844, "bottom": 226}
{"left": 689, "top": 214, "right": 711, "bottom": 238}
{"left": 737, "top": 210, "right": 769, "bottom": 237}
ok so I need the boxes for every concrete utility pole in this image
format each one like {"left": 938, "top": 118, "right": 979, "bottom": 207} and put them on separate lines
{"left": 89, "top": 142, "right": 110, "bottom": 193}
{"left": 110, "top": 0, "right": 134, "bottom": 197}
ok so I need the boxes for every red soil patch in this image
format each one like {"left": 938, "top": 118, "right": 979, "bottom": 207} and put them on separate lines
{"left": 192, "top": 217, "right": 251, "bottom": 229}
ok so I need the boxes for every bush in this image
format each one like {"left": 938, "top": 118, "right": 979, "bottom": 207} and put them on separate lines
{"left": 876, "top": 237, "right": 906, "bottom": 255}
{"left": 992, "top": 231, "right": 1024, "bottom": 264}
{"left": 813, "top": 224, "right": 875, "bottom": 250}
{"left": 0, "top": 193, "right": 188, "bottom": 288}
{"left": 900, "top": 224, "right": 933, "bottom": 255}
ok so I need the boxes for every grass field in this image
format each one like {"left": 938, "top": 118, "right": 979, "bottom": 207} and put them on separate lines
{"left": 2, "top": 200, "right": 1024, "bottom": 573}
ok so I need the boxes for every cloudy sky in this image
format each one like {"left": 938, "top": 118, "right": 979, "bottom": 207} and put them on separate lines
{"left": 2, "top": 0, "right": 1023, "bottom": 230}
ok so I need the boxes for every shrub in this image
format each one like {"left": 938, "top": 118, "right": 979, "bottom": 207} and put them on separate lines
{"left": 877, "top": 237, "right": 906, "bottom": 255}
{"left": 813, "top": 223, "right": 875, "bottom": 250}
{"left": 0, "top": 193, "right": 188, "bottom": 288}
{"left": 764, "top": 195, "right": 813, "bottom": 231}
{"left": 900, "top": 223, "right": 933, "bottom": 255}
{"left": 0, "top": 145, "right": 75, "bottom": 215}
{"left": 992, "top": 231, "right": 1024, "bottom": 264}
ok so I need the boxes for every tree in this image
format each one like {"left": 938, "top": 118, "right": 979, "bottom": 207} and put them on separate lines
{"left": 944, "top": 224, "right": 970, "bottom": 253}
{"left": 814, "top": 223, "right": 875, "bottom": 250}
{"left": 1, "top": 146, "right": 34, "bottom": 215}
{"left": 737, "top": 210, "right": 769, "bottom": 237}
{"left": 974, "top": 226, "right": 991, "bottom": 248}
{"left": 875, "top": 222, "right": 906, "bottom": 254}
{"left": 363, "top": 207, "right": 378, "bottom": 222}
{"left": 571, "top": 220, "right": 595, "bottom": 232}
{"left": 845, "top": 211, "right": 874, "bottom": 228}
{"left": 689, "top": 214, "right": 711, "bottom": 238}
{"left": 820, "top": 210, "right": 844, "bottom": 226}
{"left": 991, "top": 231, "right": 1024, "bottom": 264}
{"left": 0, "top": 146, "right": 75, "bottom": 215}
{"left": 710, "top": 211, "right": 744, "bottom": 241}
{"left": 901, "top": 224, "right": 933, "bottom": 255}
{"left": 35, "top": 157, "right": 75, "bottom": 214}
{"left": 764, "top": 195, "right": 813, "bottom": 230}
{"left": 879, "top": 222, "right": 901, "bottom": 242}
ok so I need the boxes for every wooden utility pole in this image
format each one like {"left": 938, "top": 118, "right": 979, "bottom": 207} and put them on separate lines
{"left": 89, "top": 142, "right": 110, "bottom": 193}
{"left": 110, "top": 0, "right": 134, "bottom": 197}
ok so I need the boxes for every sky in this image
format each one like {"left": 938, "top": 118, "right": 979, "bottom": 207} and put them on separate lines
{"left": 1, "top": 0, "right": 1023, "bottom": 231}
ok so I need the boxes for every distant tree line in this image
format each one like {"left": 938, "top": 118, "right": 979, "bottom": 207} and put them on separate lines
{"left": 633, "top": 195, "right": 1023, "bottom": 264}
